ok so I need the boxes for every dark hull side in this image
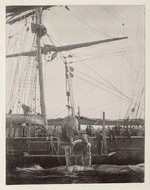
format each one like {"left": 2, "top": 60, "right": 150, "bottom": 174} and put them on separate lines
{"left": 6, "top": 136, "right": 144, "bottom": 171}
{"left": 6, "top": 150, "right": 144, "bottom": 171}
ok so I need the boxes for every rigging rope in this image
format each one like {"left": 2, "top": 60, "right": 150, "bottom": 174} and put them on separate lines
{"left": 6, "top": 23, "right": 26, "bottom": 54}
{"left": 52, "top": 87, "right": 97, "bottom": 118}
{"left": 68, "top": 8, "right": 108, "bottom": 37}
{"left": 103, "top": 6, "right": 125, "bottom": 23}
{"left": 9, "top": 32, "right": 36, "bottom": 113}
{"left": 15, "top": 26, "right": 31, "bottom": 111}
{"left": 82, "top": 99, "right": 121, "bottom": 113}
{"left": 119, "top": 23, "right": 124, "bottom": 119}
{"left": 46, "top": 27, "right": 144, "bottom": 120}
{"left": 46, "top": 33, "right": 144, "bottom": 113}
{"left": 85, "top": 6, "right": 110, "bottom": 37}
{"left": 68, "top": 46, "right": 144, "bottom": 59}
{"left": 69, "top": 49, "right": 144, "bottom": 64}
{"left": 75, "top": 87, "right": 97, "bottom": 104}
{"left": 74, "top": 74, "right": 128, "bottom": 100}
{"left": 74, "top": 73, "right": 144, "bottom": 114}
{"left": 75, "top": 68, "right": 121, "bottom": 94}
{"left": 135, "top": 86, "right": 144, "bottom": 119}
{"left": 7, "top": 50, "right": 22, "bottom": 112}
{"left": 72, "top": 54, "right": 130, "bottom": 100}
{"left": 7, "top": 18, "right": 32, "bottom": 113}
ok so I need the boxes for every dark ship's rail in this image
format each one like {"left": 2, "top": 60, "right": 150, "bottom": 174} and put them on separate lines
{"left": 6, "top": 136, "right": 144, "bottom": 153}
{"left": 47, "top": 117, "right": 144, "bottom": 126}
{"left": 6, "top": 135, "right": 144, "bottom": 170}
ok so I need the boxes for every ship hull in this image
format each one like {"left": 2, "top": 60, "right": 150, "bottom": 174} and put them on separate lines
{"left": 6, "top": 136, "right": 144, "bottom": 170}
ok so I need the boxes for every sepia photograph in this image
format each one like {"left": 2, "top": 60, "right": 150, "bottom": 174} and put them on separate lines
{"left": 5, "top": 5, "right": 145, "bottom": 185}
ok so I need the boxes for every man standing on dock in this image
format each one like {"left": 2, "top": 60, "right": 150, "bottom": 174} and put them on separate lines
{"left": 122, "top": 127, "right": 132, "bottom": 145}
{"left": 96, "top": 131, "right": 104, "bottom": 155}
{"left": 109, "top": 128, "right": 117, "bottom": 145}
{"left": 81, "top": 132, "right": 91, "bottom": 166}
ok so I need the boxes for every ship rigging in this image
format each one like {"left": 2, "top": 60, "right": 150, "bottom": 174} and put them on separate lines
{"left": 6, "top": 5, "right": 144, "bottom": 168}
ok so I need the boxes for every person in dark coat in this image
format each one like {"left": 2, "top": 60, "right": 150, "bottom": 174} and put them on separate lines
{"left": 96, "top": 131, "right": 104, "bottom": 155}
{"left": 109, "top": 128, "right": 117, "bottom": 144}
{"left": 122, "top": 127, "right": 132, "bottom": 144}
{"left": 46, "top": 133, "right": 54, "bottom": 154}
{"left": 86, "top": 126, "right": 90, "bottom": 135}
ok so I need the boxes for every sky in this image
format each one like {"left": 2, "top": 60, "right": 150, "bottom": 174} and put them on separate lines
{"left": 6, "top": 5, "right": 145, "bottom": 120}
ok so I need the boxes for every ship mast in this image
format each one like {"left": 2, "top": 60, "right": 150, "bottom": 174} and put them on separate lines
{"left": 6, "top": 6, "right": 128, "bottom": 124}
{"left": 35, "top": 7, "right": 47, "bottom": 125}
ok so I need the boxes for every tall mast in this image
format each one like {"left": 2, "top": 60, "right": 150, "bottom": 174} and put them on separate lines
{"left": 65, "top": 61, "right": 75, "bottom": 117}
{"left": 35, "top": 7, "right": 47, "bottom": 125}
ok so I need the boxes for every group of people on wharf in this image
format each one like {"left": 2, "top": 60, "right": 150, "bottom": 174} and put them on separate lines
{"left": 79, "top": 125, "right": 132, "bottom": 164}
{"left": 107, "top": 125, "right": 132, "bottom": 145}
{"left": 64, "top": 125, "right": 132, "bottom": 167}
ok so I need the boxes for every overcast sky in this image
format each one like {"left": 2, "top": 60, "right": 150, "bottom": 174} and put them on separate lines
{"left": 6, "top": 5, "right": 145, "bottom": 120}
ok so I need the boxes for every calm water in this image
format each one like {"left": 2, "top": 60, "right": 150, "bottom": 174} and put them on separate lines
{"left": 6, "top": 164, "right": 144, "bottom": 184}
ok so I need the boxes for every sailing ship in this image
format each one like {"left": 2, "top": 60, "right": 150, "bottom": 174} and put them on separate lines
{"left": 6, "top": 6, "right": 144, "bottom": 169}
